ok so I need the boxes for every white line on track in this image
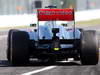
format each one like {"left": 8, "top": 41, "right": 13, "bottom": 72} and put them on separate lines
{"left": 21, "top": 66, "right": 57, "bottom": 75}
{"left": 21, "top": 60, "right": 73, "bottom": 75}
{"left": 0, "top": 35, "right": 7, "bottom": 40}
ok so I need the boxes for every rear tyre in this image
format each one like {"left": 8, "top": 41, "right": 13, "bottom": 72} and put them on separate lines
{"left": 80, "top": 30, "right": 99, "bottom": 65}
{"left": 7, "top": 30, "right": 30, "bottom": 65}
{"left": 7, "top": 29, "right": 18, "bottom": 61}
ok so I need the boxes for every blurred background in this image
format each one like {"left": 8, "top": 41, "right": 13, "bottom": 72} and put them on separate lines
{"left": 0, "top": 0, "right": 100, "bottom": 15}
{"left": 0, "top": 0, "right": 100, "bottom": 27}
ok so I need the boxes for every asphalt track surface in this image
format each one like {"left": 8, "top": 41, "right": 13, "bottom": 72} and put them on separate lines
{"left": 0, "top": 26, "right": 100, "bottom": 75}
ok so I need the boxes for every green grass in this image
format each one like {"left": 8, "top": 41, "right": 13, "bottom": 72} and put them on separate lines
{"left": 76, "top": 19, "right": 100, "bottom": 26}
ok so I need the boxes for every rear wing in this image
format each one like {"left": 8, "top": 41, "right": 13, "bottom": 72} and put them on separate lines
{"left": 37, "top": 9, "right": 74, "bottom": 21}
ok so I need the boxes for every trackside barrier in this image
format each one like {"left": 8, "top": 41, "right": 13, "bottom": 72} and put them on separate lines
{"left": 0, "top": 14, "right": 37, "bottom": 27}
{"left": 0, "top": 9, "right": 100, "bottom": 27}
{"left": 75, "top": 9, "right": 100, "bottom": 21}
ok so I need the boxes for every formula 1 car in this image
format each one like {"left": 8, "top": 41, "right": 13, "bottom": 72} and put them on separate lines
{"left": 7, "top": 6, "right": 99, "bottom": 65}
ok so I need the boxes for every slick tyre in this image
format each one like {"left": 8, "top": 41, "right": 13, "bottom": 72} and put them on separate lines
{"left": 7, "top": 30, "right": 29, "bottom": 65}
{"left": 7, "top": 29, "right": 18, "bottom": 61}
{"left": 80, "top": 30, "right": 99, "bottom": 65}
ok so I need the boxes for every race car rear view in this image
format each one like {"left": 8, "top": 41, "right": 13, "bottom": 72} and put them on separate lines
{"left": 7, "top": 6, "right": 99, "bottom": 65}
